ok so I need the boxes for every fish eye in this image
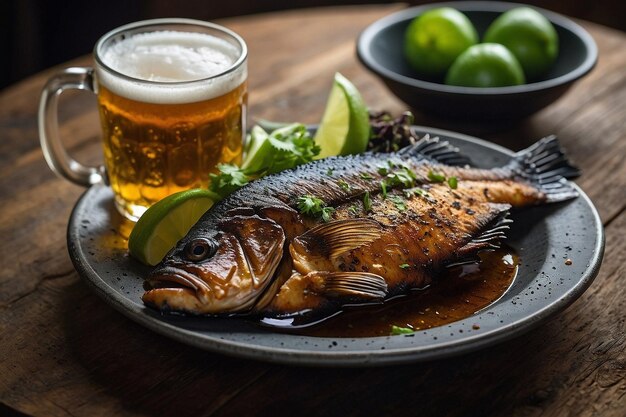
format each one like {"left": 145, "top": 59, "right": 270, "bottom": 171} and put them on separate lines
{"left": 184, "top": 238, "right": 218, "bottom": 262}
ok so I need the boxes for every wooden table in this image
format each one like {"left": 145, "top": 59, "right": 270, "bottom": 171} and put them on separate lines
{"left": 1, "top": 5, "right": 625, "bottom": 417}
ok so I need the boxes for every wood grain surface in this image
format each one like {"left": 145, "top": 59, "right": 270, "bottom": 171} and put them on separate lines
{"left": 1, "top": 5, "right": 625, "bottom": 417}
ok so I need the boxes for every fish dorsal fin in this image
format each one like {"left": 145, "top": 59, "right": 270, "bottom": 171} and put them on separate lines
{"left": 446, "top": 209, "right": 513, "bottom": 267}
{"left": 398, "top": 134, "right": 472, "bottom": 166}
{"left": 293, "top": 218, "right": 383, "bottom": 260}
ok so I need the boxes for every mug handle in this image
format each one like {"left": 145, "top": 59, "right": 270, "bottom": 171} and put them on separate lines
{"left": 38, "top": 67, "right": 107, "bottom": 186}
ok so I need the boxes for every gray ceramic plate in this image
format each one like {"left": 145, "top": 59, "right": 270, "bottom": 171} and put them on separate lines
{"left": 67, "top": 127, "right": 604, "bottom": 366}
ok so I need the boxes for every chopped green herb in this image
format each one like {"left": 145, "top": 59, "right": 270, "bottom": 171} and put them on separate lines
{"left": 297, "top": 195, "right": 334, "bottom": 222}
{"left": 360, "top": 172, "right": 374, "bottom": 180}
{"left": 428, "top": 170, "right": 446, "bottom": 183}
{"left": 363, "top": 191, "right": 372, "bottom": 212}
{"left": 385, "top": 167, "right": 416, "bottom": 188}
{"left": 209, "top": 164, "right": 251, "bottom": 199}
{"left": 377, "top": 165, "right": 389, "bottom": 176}
{"left": 403, "top": 187, "right": 427, "bottom": 198}
{"left": 399, "top": 263, "right": 410, "bottom": 269}
{"left": 320, "top": 207, "right": 335, "bottom": 222}
{"left": 326, "top": 168, "right": 334, "bottom": 176}
{"left": 448, "top": 176, "right": 458, "bottom": 189}
{"left": 380, "top": 180, "right": 388, "bottom": 198}
{"left": 349, "top": 205, "right": 359, "bottom": 215}
{"left": 337, "top": 179, "right": 351, "bottom": 191}
{"left": 391, "top": 325, "right": 414, "bottom": 335}
{"left": 389, "top": 195, "right": 407, "bottom": 212}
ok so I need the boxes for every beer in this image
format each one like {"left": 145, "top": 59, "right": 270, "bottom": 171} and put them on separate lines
{"left": 95, "top": 28, "right": 247, "bottom": 219}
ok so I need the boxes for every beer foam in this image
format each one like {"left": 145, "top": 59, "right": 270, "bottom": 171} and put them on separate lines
{"left": 97, "top": 30, "right": 246, "bottom": 104}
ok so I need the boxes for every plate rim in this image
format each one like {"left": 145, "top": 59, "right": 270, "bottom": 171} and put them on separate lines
{"left": 67, "top": 126, "right": 605, "bottom": 366}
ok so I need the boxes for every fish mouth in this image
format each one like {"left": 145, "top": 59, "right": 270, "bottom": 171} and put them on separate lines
{"left": 145, "top": 266, "right": 213, "bottom": 303}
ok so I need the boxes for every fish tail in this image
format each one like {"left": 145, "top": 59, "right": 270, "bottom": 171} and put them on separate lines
{"left": 508, "top": 135, "right": 580, "bottom": 202}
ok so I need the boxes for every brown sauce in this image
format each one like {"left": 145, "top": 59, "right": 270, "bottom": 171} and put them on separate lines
{"left": 262, "top": 248, "right": 518, "bottom": 338}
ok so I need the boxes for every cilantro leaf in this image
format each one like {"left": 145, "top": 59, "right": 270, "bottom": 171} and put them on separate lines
{"left": 363, "top": 191, "right": 372, "bottom": 212}
{"left": 338, "top": 180, "right": 351, "bottom": 191}
{"left": 428, "top": 170, "right": 446, "bottom": 183}
{"left": 209, "top": 164, "right": 251, "bottom": 199}
{"left": 211, "top": 123, "right": 320, "bottom": 198}
{"left": 391, "top": 325, "right": 414, "bottom": 335}
{"left": 297, "top": 195, "right": 334, "bottom": 222}
{"left": 389, "top": 195, "right": 407, "bottom": 212}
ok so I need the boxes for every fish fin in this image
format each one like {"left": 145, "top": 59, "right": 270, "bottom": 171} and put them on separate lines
{"left": 294, "top": 218, "right": 383, "bottom": 260}
{"left": 398, "top": 134, "right": 473, "bottom": 166}
{"left": 446, "top": 209, "right": 513, "bottom": 267}
{"left": 316, "top": 271, "right": 388, "bottom": 300}
{"left": 509, "top": 135, "right": 580, "bottom": 202}
{"left": 265, "top": 271, "right": 387, "bottom": 316}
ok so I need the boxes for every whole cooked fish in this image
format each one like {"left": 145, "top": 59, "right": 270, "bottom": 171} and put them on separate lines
{"left": 143, "top": 135, "right": 579, "bottom": 320}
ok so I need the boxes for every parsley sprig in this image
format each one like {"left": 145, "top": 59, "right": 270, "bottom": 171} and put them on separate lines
{"left": 210, "top": 124, "right": 320, "bottom": 198}
{"left": 297, "top": 195, "right": 335, "bottom": 222}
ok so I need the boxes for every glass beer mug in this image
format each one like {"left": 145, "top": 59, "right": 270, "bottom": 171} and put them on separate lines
{"left": 39, "top": 19, "right": 248, "bottom": 220}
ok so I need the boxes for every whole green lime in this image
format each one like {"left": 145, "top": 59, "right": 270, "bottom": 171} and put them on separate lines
{"left": 445, "top": 43, "right": 525, "bottom": 88}
{"left": 484, "top": 7, "right": 558, "bottom": 79}
{"left": 404, "top": 7, "right": 479, "bottom": 77}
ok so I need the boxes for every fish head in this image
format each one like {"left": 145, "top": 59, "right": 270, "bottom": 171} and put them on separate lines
{"left": 143, "top": 214, "right": 286, "bottom": 314}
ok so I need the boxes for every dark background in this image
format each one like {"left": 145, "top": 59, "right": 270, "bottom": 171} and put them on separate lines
{"left": 1, "top": 0, "right": 624, "bottom": 91}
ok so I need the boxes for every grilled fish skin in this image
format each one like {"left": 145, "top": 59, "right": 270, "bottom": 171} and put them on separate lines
{"left": 142, "top": 135, "right": 579, "bottom": 319}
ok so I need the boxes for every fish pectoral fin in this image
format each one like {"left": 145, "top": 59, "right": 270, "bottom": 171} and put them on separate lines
{"left": 446, "top": 209, "right": 513, "bottom": 267}
{"left": 293, "top": 218, "right": 383, "bottom": 261}
{"left": 315, "top": 271, "right": 388, "bottom": 300}
{"left": 266, "top": 271, "right": 387, "bottom": 314}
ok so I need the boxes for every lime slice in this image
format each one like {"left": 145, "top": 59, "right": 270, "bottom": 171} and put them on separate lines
{"left": 314, "top": 73, "right": 370, "bottom": 159}
{"left": 128, "top": 189, "right": 220, "bottom": 265}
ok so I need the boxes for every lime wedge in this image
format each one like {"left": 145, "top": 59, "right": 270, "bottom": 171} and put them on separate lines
{"left": 128, "top": 189, "right": 220, "bottom": 265}
{"left": 314, "top": 73, "right": 370, "bottom": 159}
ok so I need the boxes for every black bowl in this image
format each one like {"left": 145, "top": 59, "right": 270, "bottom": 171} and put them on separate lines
{"left": 357, "top": 1, "right": 597, "bottom": 121}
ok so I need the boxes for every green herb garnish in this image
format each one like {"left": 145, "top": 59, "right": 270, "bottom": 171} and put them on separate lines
{"left": 349, "top": 205, "right": 359, "bottom": 215}
{"left": 447, "top": 176, "right": 458, "bottom": 189}
{"left": 209, "top": 164, "right": 251, "bottom": 199}
{"left": 326, "top": 168, "right": 334, "bottom": 176}
{"left": 391, "top": 325, "right": 414, "bottom": 335}
{"left": 338, "top": 180, "right": 351, "bottom": 191}
{"left": 297, "top": 195, "right": 334, "bottom": 222}
{"left": 385, "top": 167, "right": 416, "bottom": 188}
{"left": 399, "top": 263, "right": 410, "bottom": 269}
{"left": 389, "top": 195, "right": 407, "bottom": 212}
{"left": 211, "top": 124, "right": 320, "bottom": 198}
{"left": 377, "top": 166, "right": 389, "bottom": 176}
{"left": 360, "top": 172, "right": 374, "bottom": 180}
{"left": 428, "top": 170, "right": 446, "bottom": 183}
{"left": 403, "top": 187, "right": 427, "bottom": 198}
{"left": 363, "top": 191, "right": 372, "bottom": 212}
{"left": 380, "top": 180, "right": 388, "bottom": 198}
